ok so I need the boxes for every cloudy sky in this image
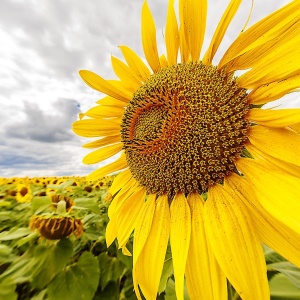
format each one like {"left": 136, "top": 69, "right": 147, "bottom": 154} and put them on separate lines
{"left": 0, "top": 0, "right": 297, "bottom": 178}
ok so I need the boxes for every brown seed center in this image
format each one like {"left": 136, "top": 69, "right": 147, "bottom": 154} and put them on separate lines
{"left": 121, "top": 62, "right": 249, "bottom": 197}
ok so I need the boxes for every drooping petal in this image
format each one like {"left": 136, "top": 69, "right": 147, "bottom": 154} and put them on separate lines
{"left": 226, "top": 173, "right": 300, "bottom": 268}
{"left": 79, "top": 70, "right": 131, "bottom": 101}
{"left": 83, "top": 143, "right": 123, "bottom": 164}
{"left": 135, "top": 194, "right": 170, "bottom": 299}
{"left": 87, "top": 152, "right": 127, "bottom": 181}
{"left": 111, "top": 55, "right": 142, "bottom": 87}
{"left": 108, "top": 178, "right": 138, "bottom": 218}
{"left": 203, "top": 0, "right": 242, "bottom": 65}
{"left": 116, "top": 186, "right": 147, "bottom": 247}
{"left": 170, "top": 193, "right": 191, "bottom": 300}
{"left": 82, "top": 136, "right": 121, "bottom": 149}
{"left": 133, "top": 194, "right": 156, "bottom": 266}
{"left": 248, "top": 74, "right": 300, "bottom": 105}
{"left": 249, "top": 108, "right": 300, "bottom": 128}
{"left": 109, "top": 168, "right": 132, "bottom": 195}
{"left": 141, "top": 1, "right": 161, "bottom": 72}
{"left": 179, "top": 0, "right": 207, "bottom": 61}
{"left": 248, "top": 125, "right": 300, "bottom": 167}
{"left": 219, "top": 1, "right": 300, "bottom": 68}
{"left": 237, "top": 157, "right": 300, "bottom": 235}
{"left": 119, "top": 45, "right": 151, "bottom": 82}
{"left": 204, "top": 183, "right": 269, "bottom": 300}
{"left": 165, "top": 0, "right": 179, "bottom": 65}
{"left": 72, "top": 118, "right": 121, "bottom": 137}
{"left": 186, "top": 193, "right": 227, "bottom": 300}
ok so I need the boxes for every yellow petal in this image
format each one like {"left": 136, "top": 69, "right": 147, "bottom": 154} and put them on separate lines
{"left": 108, "top": 177, "right": 138, "bottom": 218}
{"left": 203, "top": 0, "right": 242, "bottom": 65}
{"left": 84, "top": 105, "right": 124, "bottom": 119}
{"left": 87, "top": 152, "right": 127, "bottom": 181}
{"left": 204, "top": 183, "right": 269, "bottom": 299}
{"left": 219, "top": 1, "right": 300, "bottom": 68}
{"left": 249, "top": 108, "right": 300, "bottom": 128}
{"left": 133, "top": 194, "right": 156, "bottom": 265}
{"left": 79, "top": 70, "right": 131, "bottom": 102}
{"left": 72, "top": 119, "right": 121, "bottom": 137}
{"left": 248, "top": 74, "right": 300, "bottom": 105}
{"left": 106, "top": 214, "right": 118, "bottom": 247}
{"left": 96, "top": 95, "right": 127, "bottom": 106}
{"left": 111, "top": 55, "right": 142, "bottom": 88}
{"left": 109, "top": 168, "right": 132, "bottom": 195}
{"left": 179, "top": 0, "right": 207, "bottom": 61}
{"left": 141, "top": 1, "right": 161, "bottom": 72}
{"left": 237, "top": 37, "right": 300, "bottom": 89}
{"left": 290, "top": 122, "right": 300, "bottom": 134}
{"left": 237, "top": 157, "right": 300, "bottom": 235}
{"left": 246, "top": 143, "right": 300, "bottom": 178}
{"left": 225, "top": 19, "right": 300, "bottom": 72}
{"left": 186, "top": 193, "right": 227, "bottom": 300}
{"left": 82, "top": 136, "right": 121, "bottom": 149}
{"left": 116, "top": 186, "right": 147, "bottom": 247}
{"left": 83, "top": 143, "right": 123, "bottom": 164}
{"left": 159, "top": 54, "right": 168, "bottom": 69}
{"left": 135, "top": 194, "right": 170, "bottom": 299}
{"left": 119, "top": 45, "right": 151, "bottom": 82}
{"left": 179, "top": 23, "right": 189, "bottom": 63}
{"left": 165, "top": 0, "right": 179, "bottom": 65}
{"left": 226, "top": 173, "right": 300, "bottom": 268}
{"left": 248, "top": 125, "right": 300, "bottom": 167}
{"left": 170, "top": 193, "right": 191, "bottom": 300}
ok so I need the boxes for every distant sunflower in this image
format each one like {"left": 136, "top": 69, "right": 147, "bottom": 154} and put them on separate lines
{"left": 16, "top": 184, "right": 32, "bottom": 203}
{"left": 73, "top": 1, "right": 300, "bottom": 299}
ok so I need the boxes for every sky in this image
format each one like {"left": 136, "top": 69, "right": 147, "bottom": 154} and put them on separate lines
{"left": 0, "top": 0, "right": 298, "bottom": 178}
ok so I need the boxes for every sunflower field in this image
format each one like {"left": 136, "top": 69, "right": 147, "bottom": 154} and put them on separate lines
{"left": 0, "top": 175, "right": 136, "bottom": 300}
{"left": 0, "top": 176, "right": 299, "bottom": 300}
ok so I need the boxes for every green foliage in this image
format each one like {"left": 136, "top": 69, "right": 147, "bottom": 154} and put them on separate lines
{"left": 47, "top": 252, "right": 100, "bottom": 300}
{"left": 1, "top": 177, "right": 300, "bottom": 299}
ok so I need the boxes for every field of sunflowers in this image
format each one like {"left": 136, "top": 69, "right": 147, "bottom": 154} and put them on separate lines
{"left": 0, "top": 176, "right": 300, "bottom": 300}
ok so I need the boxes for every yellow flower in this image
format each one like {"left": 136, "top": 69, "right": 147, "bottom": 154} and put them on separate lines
{"left": 16, "top": 184, "right": 32, "bottom": 203}
{"left": 73, "top": 1, "right": 300, "bottom": 299}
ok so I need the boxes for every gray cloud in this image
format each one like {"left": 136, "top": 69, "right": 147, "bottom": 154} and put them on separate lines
{"left": 4, "top": 99, "right": 80, "bottom": 143}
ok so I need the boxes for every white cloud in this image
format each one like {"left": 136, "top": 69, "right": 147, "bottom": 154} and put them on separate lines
{"left": 0, "top": 0, "right": 298, "bottom": 177}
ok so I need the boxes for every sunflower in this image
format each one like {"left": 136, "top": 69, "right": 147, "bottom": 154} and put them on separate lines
{"left": 73, "top": 1, "right": 300, "bottom": 299}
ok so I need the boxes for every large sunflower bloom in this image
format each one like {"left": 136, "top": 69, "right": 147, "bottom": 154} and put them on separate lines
{"left": 73, "top": 1, "right": 300, "bottom": 299}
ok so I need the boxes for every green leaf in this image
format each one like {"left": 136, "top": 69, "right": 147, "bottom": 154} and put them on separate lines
{"left": 31, "top": 238, "right": 73, "bottom": 289}
{"left": 47, "top": 252, "right": 100, "bottom": 300}
{"left": 31, "top": 289, "right": 47, "bottom": 300}
{"left": 0, "top": 244, "right": 13, "bottom": 262}
{"left": 270, "top": 274, "right": 300, "bottom": 300}
{"left": 31, "top": 196, "right": 52, "bottom": 214}
{"left": 158, "top": 257, "right": 173, "bottom": 294}
{"left": 268, "top": 261, "right": 300, "bottom": 289}
{"left": 98, "top": 252, "right": 126, "bottom": 290}
{"left": 264, "top": 245, "right": 284, "bottom": 264}
{"left": 93, "top": 281, "right": 119, "bottom": 300}
{"left": 0, "top": 227, "right": 32, "bottom": 241}
{"left": 165, "top": 278, "right": 190, "bottom": 300}
{"left": 0, "top": 280, "right": 17, "bottom": 300}
{"left": 74, "top": 198, "right": 101, "bottom": 214}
